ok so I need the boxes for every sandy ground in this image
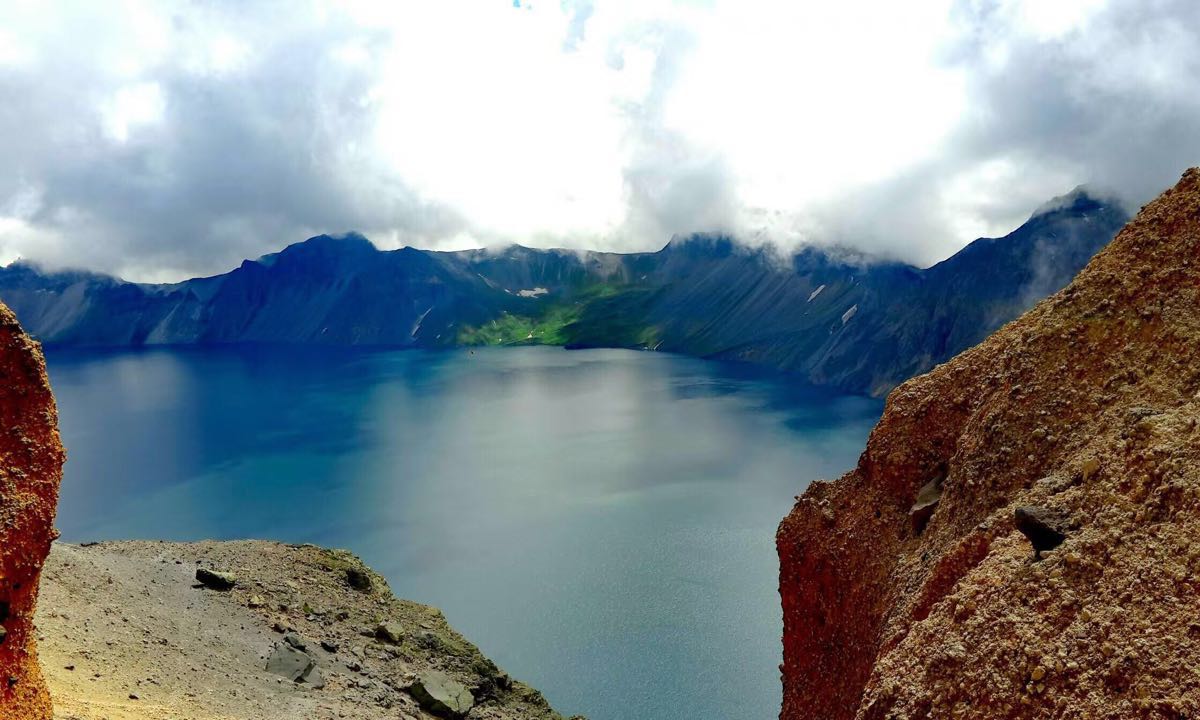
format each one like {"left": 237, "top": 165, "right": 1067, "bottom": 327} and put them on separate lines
{"left": 36, "top": 541, "right": 568, "bottom": 720}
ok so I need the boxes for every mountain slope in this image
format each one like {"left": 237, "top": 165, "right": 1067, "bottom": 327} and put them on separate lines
{"left": 0, "top": 190, "right": 1127, "bottom": 396}
{"left": 778, "top": 169, "right": 1200, "bottom": 719}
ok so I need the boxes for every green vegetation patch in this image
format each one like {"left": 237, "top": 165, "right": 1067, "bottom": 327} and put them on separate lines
{"left": 456, "top": 303, "right": 582, "bottom": 346}
{"left": 455, "top": 283, "right": 664, "bottom": 349}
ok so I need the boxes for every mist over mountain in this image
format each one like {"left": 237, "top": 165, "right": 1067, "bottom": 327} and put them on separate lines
{"left": 0, "top": 189, "right": 1126, "bottom": 396}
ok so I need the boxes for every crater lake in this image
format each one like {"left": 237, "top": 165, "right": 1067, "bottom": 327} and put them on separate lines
{"left": 47, "top": 346, "right": 880, "bottom": 720}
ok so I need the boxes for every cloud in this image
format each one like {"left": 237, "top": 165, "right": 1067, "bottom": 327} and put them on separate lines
{"left": 0, "top": 0, "right": 1197, "bottom": 280}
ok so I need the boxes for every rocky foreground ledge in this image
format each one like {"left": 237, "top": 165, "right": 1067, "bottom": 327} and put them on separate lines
{"left": 37, "top": 540, "right": 578, "bottom": 720}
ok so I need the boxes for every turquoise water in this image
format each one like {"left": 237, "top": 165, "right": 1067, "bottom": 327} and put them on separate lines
{"left": 46, "top": 346, "right": 880, "bottom": 720}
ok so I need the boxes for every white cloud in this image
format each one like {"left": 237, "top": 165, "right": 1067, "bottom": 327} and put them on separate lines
{"left": 0, "top": 0, "right": 1197, "bottom": 280}
{"left": 102, "top": 82, "right": 165, "bottom": 142}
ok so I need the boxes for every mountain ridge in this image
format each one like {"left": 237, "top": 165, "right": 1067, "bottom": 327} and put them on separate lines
{"left": 0, "top": 189, "right": 1129, "bottom": 396}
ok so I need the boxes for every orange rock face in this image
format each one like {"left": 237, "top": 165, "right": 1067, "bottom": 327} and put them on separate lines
{"left": 0, "top": 303, "right": 65, "bottom": 719}
{"left": 779, "top": 169, "right": 1200, "bottom": 719}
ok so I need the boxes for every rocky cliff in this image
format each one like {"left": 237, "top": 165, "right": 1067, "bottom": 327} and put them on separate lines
{"left": 778, "top": 168, "right": 1200, "bottom": 719}
{"left": 777, "top": 165, "right": 1200, "bottom": 715}
{"left": 0, "top": 303, "right": 65, "bottom": 719}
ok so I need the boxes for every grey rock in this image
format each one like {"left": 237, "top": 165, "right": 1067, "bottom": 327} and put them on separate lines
{"left": 265, "top": 643, "right": 312, "bottom": 682}
{"left": 194, "top": 567, "right": 237, "bottom": 591}
{"left": 1014, "top": 505, "right": 1068, "bottom": 555}
{"left": 408, "top": 670, "right": 475, "bottom": 718}
{"left": 320, "top": 639, "right": 338, "bottom": 653}
{"left": 265, "top": 643, "right": 325, "bottom": 688}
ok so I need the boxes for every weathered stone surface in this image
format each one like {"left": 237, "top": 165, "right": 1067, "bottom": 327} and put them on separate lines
{"left": 779, "top": 169, "right": 1200, "bottom": 719}
{"left": 0, "top": 302, "right": 65, "bottom": 719}
{"left": 408, "top": 670, "right": 475, "bottom": 717}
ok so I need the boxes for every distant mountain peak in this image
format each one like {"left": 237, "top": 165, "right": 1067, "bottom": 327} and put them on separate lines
{"left": 1030, "top": 184, "right": 1122, "bottom": 219}
{"left": 662, "top": 233, "right": 738, "bottom": 257}
{"left": 289, "top": 232, "right": 376, "bottom": 252}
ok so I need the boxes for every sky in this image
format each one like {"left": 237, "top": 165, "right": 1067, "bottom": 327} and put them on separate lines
{"left": 1, "top": 0, "right": 1198, "bottom": 282}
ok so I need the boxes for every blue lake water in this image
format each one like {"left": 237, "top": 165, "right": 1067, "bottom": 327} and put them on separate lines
{"left": 46, "top": 345, "right": 880, "bottom": 720}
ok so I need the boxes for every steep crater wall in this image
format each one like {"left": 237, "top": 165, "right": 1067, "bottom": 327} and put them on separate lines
{"left": 779, "top": 169, "right": 1200, "bottom": 719}
{"left": 0, "top": 303, "right": 65, "bottom": 719}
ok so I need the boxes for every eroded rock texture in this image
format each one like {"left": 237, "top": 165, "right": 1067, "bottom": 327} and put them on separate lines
{"left": 779, "top": 168, "right": 1200, "bottom": 719}
{"left": 0, "top": 303, "right": 64, "bottom": 719}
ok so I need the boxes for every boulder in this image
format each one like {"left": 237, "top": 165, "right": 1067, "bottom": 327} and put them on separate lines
{"left": 408, "top": 670, "right": 475, "bottom": 717}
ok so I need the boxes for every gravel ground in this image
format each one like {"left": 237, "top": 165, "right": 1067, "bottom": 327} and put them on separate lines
{"left": 37, "top": 541, "right": 572, "bottom": 720}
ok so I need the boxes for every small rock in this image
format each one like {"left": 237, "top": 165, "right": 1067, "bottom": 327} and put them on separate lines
{"left": 375, "top": 621, "right": 404, "bottom": 644}
{"left": 194, "top": 568, "right": 237, "bottom": 591}
{"left": 345, "top": 567, "right": 372, "bottom": 591}
{"left": 0, "top": 625, "right": 6, "bottom": 645}
{"left": 408, "top": 670, "right": 475, "bottom": 718}
{"left": 320, "top": 639, "right": 338, "bottom": 653}
{"left": 248, "top": 594, "right": 265, "bottom": 608}
{"left": 1014, "top": 506, "right": 1068, "bottom": 556}
{"left": 1081, "top": 458, "right": 1100, "bottom": 481}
